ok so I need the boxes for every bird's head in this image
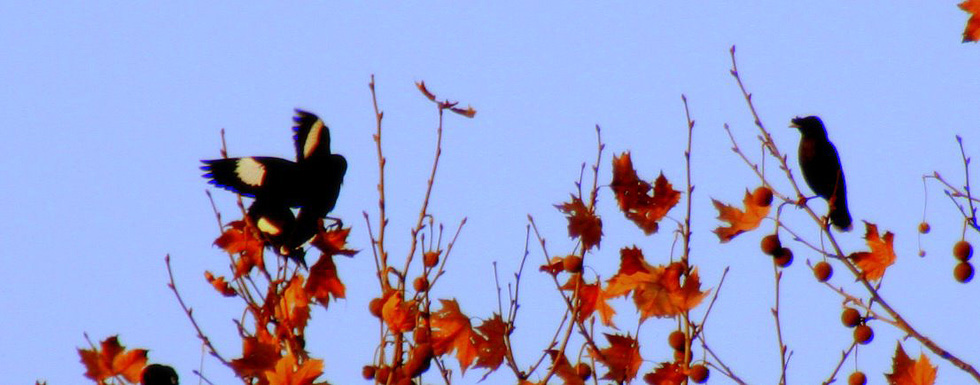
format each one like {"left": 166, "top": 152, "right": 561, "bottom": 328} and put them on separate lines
{"left": 790, "top": 115, "right": 828, "bottom": 138}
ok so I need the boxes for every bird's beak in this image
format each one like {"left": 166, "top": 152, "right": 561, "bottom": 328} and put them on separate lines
{"left": 789, "top": 119, "right": 801, "bottom": 129}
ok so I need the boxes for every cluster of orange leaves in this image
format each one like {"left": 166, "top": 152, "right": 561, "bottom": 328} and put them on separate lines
{"left": 534, "top": 153, "right": 714, "bottom": 383}
{"left": 373, "top": 293, "right": 508, "bottom": 381}
{"left": 213, "top": 221, "right": 356, "bottom": 385}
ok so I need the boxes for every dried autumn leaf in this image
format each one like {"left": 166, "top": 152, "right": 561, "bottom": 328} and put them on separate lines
{"left": 961, "top": 0, "right": 980, "bottom": 42}
{"left": 265, "top": 354, "right": 324, "bottom": 385}
{"left": 416, "top": 81, "right": 437, "bottom": 101}
{"left": 381, "top": 290, "right": 418, "bottom": 334}
{"left": 561, "top": 274, "right": 616, "bottom": 326}
{"left": 592, "top": 333, "right": 642, "bottom": 383}
{"left": 205, "top": 271, "right": 237, "bottom": 297}
{"left": 643, "top": 362, "right": 686, "bottom": 385}
{"left": 431, "top": 299, "right": 479, "bottom": 373}
{"left": 849, "top": 221, "right": 897, "bottom": 281}
{"left": 886, "top": 343, "right": 937, "bottom": 385}
{"left": 304, "top": 254, "right": 345, "bottom": 306}
{"left": 78, "top": 336, "right": 148, "bottom": 383}
{"left": 474, "top": 314, "right": 507, "bottom": 371}
{"left": 275, "top": 275, "right": 311, "bottom": 334}
{"left": 712, "top": 189, "right": 770, "bottom": 242}
{"left": 231, "top": 329, "right": 280, "bottom": 378}
{"left": 605, "top": 248, "right": 710, "bottom": 319}
{"left": 611, "top": 153, "right": 681, "bottom": 234}
{"left": 215, "top": 220, "right": 265, "bottom": 278}
{"left": 450, "top": 105, "right": 477, "bottom": 118}
{"left": 539, "top": 256, "right": 565, "bottom": 276}
{"left": 310, "top": 227, "right": 358, "bottom": 258}
{"left": 556, "top": 196, "right": 603, "bottom": 251}
{"left": 546, "top": 350, "right": 585, "bottom": 385}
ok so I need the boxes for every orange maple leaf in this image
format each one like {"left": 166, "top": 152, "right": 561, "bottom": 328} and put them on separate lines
{"left": 605, "top": 248, "right": 710, "bottom": 319}
{"left": 275, "top": 275, "right": 311, "bottom": 334}
{"left": 643, "top": 362, "right": 686, "bottom": 385}
{"left": 474, "top": 314, "right": 508, "bottom": 371}
{"left": 304, "top": 254, "right": 345, "bottom": 306}
{"left": 711, "top": 189, "right": 770, "bottom": 242}
{"left": 556, "top": 196, "right": 603, "bottom": 251}
{"left": 215, "top": 220, "right": 265, "bottom": 278}
{"left": 265, "top": 354, "right": 324, "bottom": 385}
{"left": 561, "top": 274, "right": 616, "bottom": 326}
{"left": 961, "top": 0, "right": 980, "bottom": 42}
{"left": 611, "top": 153, "right": 681, "bottom": 234}
{"left": 546, "top": 350, "right": 585, "bottom": 385}
{"left": 886, "top": 343, "right": 937, "bottom": 385}
{"left": 78, "top": 336, "right": 148, "bottom": 383}
{"left": 205, "top": 271, "right": 237, "bottom": 297}
{"left": 431, "top": 299, "right": 479, "bottom": 373}
{"left": 381, "top": 290, "right": 418, "bottom": 333}
{"left": 849, "top": 221, "right": 897, "bottom": 281}
{"left": 231, "top": 329, "right": 280, "bottom": 378}
{"left": 310, "top": 227, "right": 358, "bottom": 258}
{"left": 592, "top": 333, "right": 642, "bottom": 383}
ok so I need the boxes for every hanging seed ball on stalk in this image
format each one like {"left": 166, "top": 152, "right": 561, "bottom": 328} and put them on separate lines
{"left": 563, "top": 255, "right": 583, "bottom": 273}
{"left": 918, "top": 222, "right": 931, "bottom": 234}
{"left": 848, "top": 371, "right": 867, "bottom": 385}
{"left": 362, "top": 365, "right": 377, "bottom": 380}
{"left": 954, "top": 262, "right": 974, "bottom": 283}
{"left": 813, "top": 261, "right": 833, "bottom": 282}
{"left": 413, "top": 276, "right": 429, "bottom": 292}
{"left": 423, "top": 251, "right": 440, "bottom": 268}
{"left": 576, "top": 363, "right": 592, "bottom": 380}
{"left": 761, "top": 234, "right": 782, "bottom": 256}
{"left": 369, "top": 297, "right": 384, "bottom": 318}
{"left": 688, "top": 364, "right": 709, "bottom": 384}
{"left": 954, "top": 240, "right": 973, "bottom": 261}
{"left": 774, "top": 247, "right": 794, "bottom": 267}
{"left": 841, "top": 308, "right": 862, "bottom": 328}
{"left": 753, "top": 186, "right": 774, "bottom": 207}
{"left": 668, "top": 330, "right": 686, "bottom": 351}
{"left": 854, "top": 324, "right": 874, "bottom": 345}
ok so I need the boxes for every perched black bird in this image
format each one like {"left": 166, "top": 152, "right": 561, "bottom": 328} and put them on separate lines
{"left": 202, "top": 110, "right": 348, "bottom": 262}
{"left": 141, "top": 364, "right": 178, "bottom": 385}
{"left": 791, "top": 116, "right": 852, "bottom": 231}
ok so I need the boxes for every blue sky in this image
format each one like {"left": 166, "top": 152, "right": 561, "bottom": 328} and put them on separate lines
{"left": 2, "top": 2, "right": 978, "bottom": 384}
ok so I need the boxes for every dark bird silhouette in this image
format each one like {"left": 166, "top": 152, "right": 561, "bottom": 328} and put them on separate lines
{"left": 141, "top": 364, "right": 178, "bottom": 385}
{"left": 202, "top": 109, "right": 347, "bottom": 264}
{"left": 791, "top": 116, "right": 852, "bottom": 231}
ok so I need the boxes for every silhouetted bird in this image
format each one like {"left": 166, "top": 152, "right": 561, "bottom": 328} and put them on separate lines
{"left": 202, "top": 109, "right": 348, "bottom": 264}
{"left": 791, "top": 116, "right": 852, "bottom": 231}
{"left": 142, "top": 364, "right": 178, "bottom": 385}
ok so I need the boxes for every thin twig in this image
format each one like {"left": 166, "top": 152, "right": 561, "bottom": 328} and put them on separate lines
{"left": 771, "top": 263, "right": 789, "bottom": 385}
{"left": 527, "top": 216, "right": 605, "bottom": 359}
{"left": 369, "top": 75, "right": 390, "bottom": 290}
{"left": 165, "top": 254, "right": 232, "bottom": 368}
{"left": 821, "top": 340, "right": 858, "bottom": 385}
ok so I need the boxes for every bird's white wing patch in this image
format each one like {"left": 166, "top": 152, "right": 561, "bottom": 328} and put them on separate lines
{"left": 257, "top": 217, "right": 282, "bottom": 236}
{"left": 236, "top": 157, "right": 266, "bottom": 186}
{"left": 303, "top": 120, "right": 324, "bottom": 158}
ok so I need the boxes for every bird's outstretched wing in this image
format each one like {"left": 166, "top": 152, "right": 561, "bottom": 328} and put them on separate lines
{"left": 293, "top": 109, "right": 332, "bottom": 161}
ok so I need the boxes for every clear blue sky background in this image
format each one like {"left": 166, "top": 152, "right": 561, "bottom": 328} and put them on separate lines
{"left": 2, "top": 2, "right": 978, "bottom": 384}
